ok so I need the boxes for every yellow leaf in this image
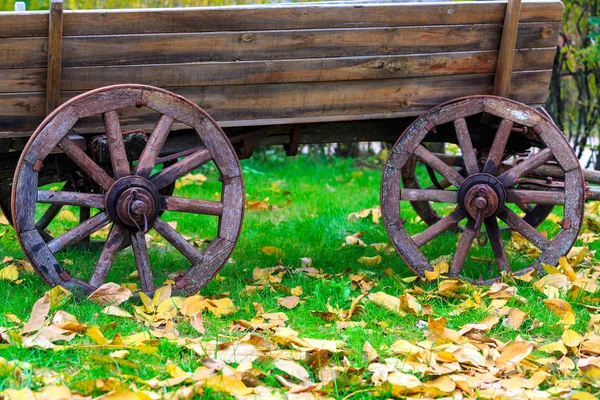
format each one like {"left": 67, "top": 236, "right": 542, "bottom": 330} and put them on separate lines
{"left": 88, "top": 283, "right": 132, "bottom": 306}
{"left": 205, "top": 298, "right": 235, "bottom": 317}
{"left": 290, "top": 286, "right": 303, "bottom": 296}
{"left": 260, "top": 246, "right": 285, "bottom": 257}
{"left": 559, "top": 257, "right": 577, "bottom": 282}
{"left": 57, "top": 210, "right": 77, "bottom": 222}
{"left": 274, "top": 359, "right": 310, "bottom": 381}
{"left": 181, "top": 295, "right": 205, "bottom": 316}
{"left": 152, "top": 285, "right": 172, "bottom": 307}
{"left": 390, "top": 339, "right": 423, "bottom": 355}
{"left": 102, "top": 306, "right": 134, "bottom": 319}
{"left": 399, "top": 293, "right": 421, "bottom": 316}
{"left": 47, "top": 285, "right": 71, "bottom": 307}
{"left": 534, "top": 274, "right": 571, "bottom": 298}
{"left": 202, "top": 375, "right": 252, "bottom": 396}
{"left": 139, "top": 291, "right": 154, "bottom": 313}
{"left": 367, "top": 291, "right": 402, "bottom": 315}
{"left": 22, "top": 292, "right": 50, "bottom": 334}
{"left": 424, "top": 261, "right": 449, "bottom": 281}
{"left": 358, "top": 255, "right": 382, "bottom": 266}
{"left": 562, "top": 329, "right": 582, "bottom": 347}
{"left": 86, "top": 326, "right": 108, "bottom": 345}
{"left": 539, "top": 341, "right": 568, "bottom": 355}
{"left": 0, "top": 265, "right": 18, "bottom": 281}
{"left": 503, "top": 307, "right": 528, "bottom": 330}
{"left": 543, "top": 299, "right": 576, "bottom": 326}
{"left": 0, "top": 213, "right": 9, "bottom": 225}
{"left": 570, "top": 392, "right": 599, "bottom": 400}
{"left": 496, "top": 341, "right": 534, "bottom": 370}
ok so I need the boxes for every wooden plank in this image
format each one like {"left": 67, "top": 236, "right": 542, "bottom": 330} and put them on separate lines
{"left": 46, "top": 0, "right": 64, "bottom": 114}
{"left": 0, "top": 1, "right": 564, "bottom": 38}
{"left": 0, "top": 48, "right": 556, "bottom": 93}
{"left": 0, "top": 70, "right": 551, "bottom": 134}
{"left": 492, "top": 0, "right": 522, "bottom": 97}
{"left": 0, "top": 22, "right": 560, "bottom": 69}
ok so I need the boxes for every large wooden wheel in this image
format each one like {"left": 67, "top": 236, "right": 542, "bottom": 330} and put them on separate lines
{"left": 401, "top": 148, "right": 555, "bottom": 228}
{"left": 381, "top": 96, "right": 584, "bottom": 284}
{"left": 12, "top": 85, "right": 244, "bottom": 296}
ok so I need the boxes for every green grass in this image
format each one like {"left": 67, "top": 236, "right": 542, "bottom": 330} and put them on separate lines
{"left": 0, "top": 152, "right": 599, "bottom": 398}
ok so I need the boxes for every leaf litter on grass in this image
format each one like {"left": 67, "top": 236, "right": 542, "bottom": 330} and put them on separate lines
{"left": 2, "top": 203, "right": 600, "bottom": 398}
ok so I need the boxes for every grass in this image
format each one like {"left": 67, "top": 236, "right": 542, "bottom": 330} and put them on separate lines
{"left": 0, "top": 151, "right": 599, "bottom": 398}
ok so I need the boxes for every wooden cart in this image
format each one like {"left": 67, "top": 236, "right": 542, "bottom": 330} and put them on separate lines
{"left": 0, "top": 0, "right": 596, "bottom": 294}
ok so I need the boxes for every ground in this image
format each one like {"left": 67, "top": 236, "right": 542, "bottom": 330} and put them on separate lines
{"left": 0, "top": 152, "right": 599, "bottom": 399}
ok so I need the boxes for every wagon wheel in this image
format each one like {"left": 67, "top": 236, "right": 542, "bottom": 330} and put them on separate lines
{"left": 400, "top": 150, "right": 555, "bottom": 228}
{"left": 381, "top": 96, "right": 584, "bottom": 283}
{"left": 12, "top": 85, "right": 244, "bottom": 296}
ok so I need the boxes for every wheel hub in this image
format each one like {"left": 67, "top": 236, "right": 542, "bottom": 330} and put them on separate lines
{"left": 106, "top": 176, "right": 161, "bottom": 231}
{"left": 458, "top": 174, "right": 506, "bottom": 220}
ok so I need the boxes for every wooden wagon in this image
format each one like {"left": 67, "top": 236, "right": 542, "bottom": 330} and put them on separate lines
{"left": 0, "top": 0, "right": 595, "bottom": 295}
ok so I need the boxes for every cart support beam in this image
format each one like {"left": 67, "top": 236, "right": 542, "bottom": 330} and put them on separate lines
{"left": 46, "top": 0, "right": 64, "bottom": 114}
{"left": 493, "top": 0, "right": 522, "bottom": 97}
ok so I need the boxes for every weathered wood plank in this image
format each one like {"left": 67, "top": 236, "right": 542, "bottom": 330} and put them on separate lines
{"left": 0, "top": 70, "right": 552, "bottom": 133}
{"left": 492, "top": 0, "right": 522, "bottom": 97}
{"left": 0, "top": 1, "right": 565, "bottom": 38}
{"left": 0, "top": 22, "right": 560, "bottom": 69}
{"left": 0, "top": 48, "right": 556, "bottom": 93}
{"left": 46, "top": 0, "right": 64, "bottom": 114}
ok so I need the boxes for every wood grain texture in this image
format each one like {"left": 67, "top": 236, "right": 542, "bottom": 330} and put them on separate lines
{"left": 0, "top": 1, "right": 564, "bottom": 38}
{"left": 0, "top": 70, "right": 551, "bottom": 134}
{"left": 492, "top": 0, "right": 522, "bottom": 96}
{"left": 0, "top": 48, "right": 556, "bottom": 93}
{"left": 0, "top": 22, "right": 560, "bottom": 69}
{"left": 46, "top": 0, "right": 64, "bottom": 114}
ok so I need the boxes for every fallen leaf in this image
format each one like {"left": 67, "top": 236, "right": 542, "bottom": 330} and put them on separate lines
{"left": 88, "top": 283, "right": 132, "bottom": 306}
{"left": 277, "top": 296, "right": 300, "bottom": 310}
{"left": 260, "top": 246, "right": 285, "bottom": 257}
{"left": 0, "top": 265, "right": 18, "bottom": 281}
{"left": 358, "top": 255, "right": 382, "bottom": 266}
{"left": 190, "top": 312, "right": 205, "bottom": 335}
{"left": 22, "top": 292, "right": 50, "bottom": 334}
{"left": 275, "top": 359, "right": 310, "bottom": 381}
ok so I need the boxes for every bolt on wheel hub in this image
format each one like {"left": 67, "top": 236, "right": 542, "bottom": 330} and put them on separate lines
{"left": 106, "top": 176, "right": 161, "bottom": 231}
{"left": 458, "top": 174, "right": 506, "bottom": 221}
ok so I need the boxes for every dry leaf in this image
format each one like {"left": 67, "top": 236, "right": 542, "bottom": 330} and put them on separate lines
{"left": 190, "top": 312, "right": 205, "bottom": 335}
{"left": 88, "top": 283, "right": 133, "bottom": 306}
{"left": 260, "top": 246, "right": 285, "bottom": 257}
{"left": 275, "top": 359, "right": 310, "bottom": 381}
{"left": 277, "top": 296, "right": 300, "bottom": 310}
{"left": 358, "top": 255, "right": 382, "bottom": 266}
{"left": 22, "top": 292, "right": 50, "bottom": 334}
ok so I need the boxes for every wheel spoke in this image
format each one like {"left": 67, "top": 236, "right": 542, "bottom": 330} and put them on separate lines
{"left": 153, "top": 217, "right": 204, "bottom": 264}
{"left": 414, "top": 145, "right": 464, "bottom": 187}
{"left": 89, "top": 224, "right": 126, "bottom": 288}
{"left": 37, "top": 190, "right": 105, "bottom": 209}
{"left": 454, "top": 118, "right": 479, "bottom": 175}
{"left": 134, "top": 115, "right": 174, "bottom": 178}
{"left": 484, "top": 217, "right": 511, "bottom": 273}
{"left": 412, "top": 208, "right": 465, "bottom": 247}
{"left": 482, "top": 119, "right": 513, "bottom": 175}
{"left": 58, "top": 138, "right": 114, "bottom": 191}
{"left": 151, "top": 147, "right": 211, "bottom": 190}
{"left": 130, "top": 230, "right": 154, "bottom": 293}
{"left": 449, "top": 221, "right": 476, "bottom": 276}
{"left": 47, "top": 212, "right": 110, "bottom": 254}
{"left": 103, "top": 111, "right": 130, "bottom": 179}
{"left": 35, "top": 203, "right": 63, "bottom": 232}
{"left": 498, "top": 148, "right": 554, "bottom": 187}
{"left": 162, "top": 196, "right": 224, "bottom": 216}
{"left": 400, "top": 189, "right": 457, "bottom": 203}
{"left": 499, "top": 207, "right": 551, "bottom": 250}
{"left": 506, "top": 190, "right": 565, "bottom": 205}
